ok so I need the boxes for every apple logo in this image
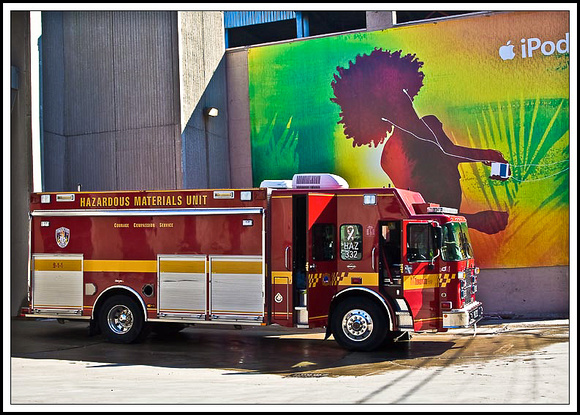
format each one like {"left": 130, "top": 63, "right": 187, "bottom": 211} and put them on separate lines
{"left": 499, "top": 41, "right": 516, "bottom": 60}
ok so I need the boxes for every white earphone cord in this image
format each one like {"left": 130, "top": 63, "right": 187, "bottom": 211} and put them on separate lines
{"left": 379, "top": 89, "right": 570, "bottom": 180}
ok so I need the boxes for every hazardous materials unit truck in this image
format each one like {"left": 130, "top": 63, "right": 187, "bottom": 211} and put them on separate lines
{"left": 24, "top": 173, "right": 483, "bottom": 351}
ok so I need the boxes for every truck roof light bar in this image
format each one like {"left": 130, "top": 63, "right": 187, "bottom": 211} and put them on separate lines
{"left": 426, "top": 206, "right": 458, "bottom": 214}
{"left": 259, "top": 179, "right": 293, "bottom": 189}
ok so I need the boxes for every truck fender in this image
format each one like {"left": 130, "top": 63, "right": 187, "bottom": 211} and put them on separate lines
{"left": 325, "top": 287, "right": 394, "bottom": 339}
{"left": 91, "top": 285, "right": 148, "bottom": 322}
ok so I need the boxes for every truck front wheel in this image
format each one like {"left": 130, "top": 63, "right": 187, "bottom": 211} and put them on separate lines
{"left": 99, "top": 295, "right": 147, "bottom": 344}
{"left": 331, "top": 297, "right": 388, "bottom": 352}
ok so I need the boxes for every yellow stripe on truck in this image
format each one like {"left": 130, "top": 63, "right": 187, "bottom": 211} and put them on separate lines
{"left": 211, "top": 261, "right": 262, "bottom": 274}
{"left": 83, "top": 260, "right": 157, "bottom": 273}
{"left": 271, "top": 271, "right": 292, "bottom": 284}
{"left": 403, "top": 274, "right": 440, "bottom": 290}
{"left": 159, "top": 260, "right": 205, "bottom": 274}
{"left": 337, "top": 272, "right": 378, "bottom": 286}
{"left": 34, "top": 258, "right": 82, "bottom": 272}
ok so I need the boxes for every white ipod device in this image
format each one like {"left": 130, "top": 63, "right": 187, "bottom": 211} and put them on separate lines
{"left": 490, "top": 162, "right": 511, "bottom": 179}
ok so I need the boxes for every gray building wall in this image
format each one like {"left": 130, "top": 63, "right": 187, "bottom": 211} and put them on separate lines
{"left": 10, "top": 12, "right": 34, "bottom": 316}
{"left": 365, "top": 11, "right": 394, "bottom": 31}
{"left": 178, "top": 11, "right": 230, "bottom": 189}
{"left": 9, "top": 10, "right": 229, "bottom": 316}
{"left": 477, "top": 266, "right": 569, "bottom": 318}
{"left": 41, "top": 11, "right": 183, "bottom": 192}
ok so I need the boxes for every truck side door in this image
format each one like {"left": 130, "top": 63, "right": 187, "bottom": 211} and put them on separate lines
{"left": 402, "top": 221, "right": 440, "bottom": 331}
{"left": 306, "top": 193, "right": 337, "bottom": 328}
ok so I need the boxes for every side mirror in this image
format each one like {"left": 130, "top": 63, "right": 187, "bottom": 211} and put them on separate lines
{"left": 430, "top": 222, "right": 442, "bottom": 268}
{"left": 431, "top": 222, "right": 442, "bottom": 250}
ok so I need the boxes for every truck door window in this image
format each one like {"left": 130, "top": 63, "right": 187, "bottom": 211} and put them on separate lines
{"left": 441, "top": 222, "right": 474, "bottom": 261}
{"left": 340, "top": 224, "right": 362, "bottom": 261}
{"left": 380, "top": 221, "right": 402, "bottom": 279}
{"left": 406, "top": 224, "right": 435, "bottom": 262}
{"left": 312, "top": 224, "right": 336, "bottom": 261}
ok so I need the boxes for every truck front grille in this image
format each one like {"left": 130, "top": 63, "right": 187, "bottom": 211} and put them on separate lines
{"left": 463, "top": 268, "right": 475, "bottom": 305}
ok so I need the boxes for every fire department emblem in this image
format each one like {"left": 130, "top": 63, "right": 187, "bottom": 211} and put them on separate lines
{"left": 55, "top": 227, "right": 70, "bottom": 248}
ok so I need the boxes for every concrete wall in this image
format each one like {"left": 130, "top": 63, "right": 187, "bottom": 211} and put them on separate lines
{"left": 13, "top": 10, "right": 230, "bottom": 317}
{"left": 178, "top": 11, "right": 230, "bottom": 189}
{"left": 41, "top": 11, "right": 182, "bottom": 192}
{"left": 10, "top": 12, "right": 33, "bottom": 316}
{"left": 365, "top": 11, "right": 394, "bottom": 31}
{"left": 477, "top": 266, "right": 569, "bottom": 318}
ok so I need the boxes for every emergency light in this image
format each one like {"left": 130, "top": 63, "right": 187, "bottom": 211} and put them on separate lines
{"left": 259, "top": 179, "right": 293, "bottom": 189}
{"left": 426, "top": 206, "right": 458, "bottom": 214}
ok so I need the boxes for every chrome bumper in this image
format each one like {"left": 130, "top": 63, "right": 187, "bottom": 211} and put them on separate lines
{"left": 442, "top": 301, "right": 483, "bottom": 328}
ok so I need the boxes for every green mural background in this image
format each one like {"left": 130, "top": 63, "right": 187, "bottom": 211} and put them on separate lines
{"left": 248, "top": 11, "right": 570, "bottom": 269}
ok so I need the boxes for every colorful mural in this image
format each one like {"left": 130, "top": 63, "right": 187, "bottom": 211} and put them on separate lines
{"left": 248, "top": 11, "right": 570, "bottom": 269}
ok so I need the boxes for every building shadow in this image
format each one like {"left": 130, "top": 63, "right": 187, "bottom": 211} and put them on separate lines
{"left": 11, "top": 318, "right": 456, "bottom": 377}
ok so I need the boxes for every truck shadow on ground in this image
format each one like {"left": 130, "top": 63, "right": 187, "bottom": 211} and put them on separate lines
{"left": 11, "top": 319, "right": 457, "bottom": 377}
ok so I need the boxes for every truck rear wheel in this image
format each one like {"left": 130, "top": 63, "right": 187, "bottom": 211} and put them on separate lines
{"left": 99, "top": 295, "right": 147, "bottom": 344}
{"left": 331, "top": 297, "right": 388, "bottom": 352}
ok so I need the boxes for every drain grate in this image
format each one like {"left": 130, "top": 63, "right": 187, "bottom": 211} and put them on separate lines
{"left": 285, "top": 372, "right": 328, "bottom": 378}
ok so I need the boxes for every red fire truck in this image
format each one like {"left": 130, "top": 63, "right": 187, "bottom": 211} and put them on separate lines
{"left": 24, "top": 173, "right": 483, "bottom": 351}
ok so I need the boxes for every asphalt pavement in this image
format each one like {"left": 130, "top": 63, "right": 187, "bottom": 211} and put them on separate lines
{"left": 6, "top": 316, "right": 576, "bottom": 410}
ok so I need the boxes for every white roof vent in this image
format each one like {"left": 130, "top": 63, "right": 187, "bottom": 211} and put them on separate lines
{"left": 259, "top": 179, "right": 293, "bottom": 189}
{"left": 292, "top": 173, "right": 349, "bottom": 189}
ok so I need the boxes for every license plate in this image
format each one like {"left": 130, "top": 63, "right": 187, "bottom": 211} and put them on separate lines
{"left": 470, "top": 305, "right": 483, "bottom": 323}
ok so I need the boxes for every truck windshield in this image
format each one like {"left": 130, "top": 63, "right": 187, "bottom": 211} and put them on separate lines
{"left": 441, "top": 222, "right": 473, "bottom": 261}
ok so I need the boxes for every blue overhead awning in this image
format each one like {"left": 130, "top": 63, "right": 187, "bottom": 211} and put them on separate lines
{"left": 223, "top": 11, "right": 297, "bottom": 29}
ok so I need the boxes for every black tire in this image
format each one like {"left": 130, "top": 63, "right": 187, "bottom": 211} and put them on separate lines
{"left": 331, "top": 297, "right": 388, "bottom": 352}
{"left": 150, "top": 323, "right": 187, "bottom": 336}
{"left": 99, "top": 295, "right": 147, "bottom": 344}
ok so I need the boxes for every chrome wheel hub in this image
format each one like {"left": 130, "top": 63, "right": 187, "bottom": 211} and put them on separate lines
{"left": 107, "top": 305, "right": 134, "bottom": 335}
{"left": 342, "top": 309, "right": 373, "bottom": 342}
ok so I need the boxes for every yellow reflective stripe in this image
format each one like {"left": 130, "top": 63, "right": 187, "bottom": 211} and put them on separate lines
{"left": 414, "top": 316, "right": 443, "bottom": 322}
{"left": 403, "top": 274, "right": 440, "bottom": 290}
{"left": 34, "top": 258, "right": 82, "bottom": 272}
{"left": 84, "top": 260, "right": 157, "bottom": 273}
{"left": 337, "top": 272, "right": 378, "bottom": 286}
{"left": 212, "top": 261, "right": 262, "bottom": 274}
{"left": 438, "top": 273, "right": 455, "bottom": 287}
{"left": 159, "top": 261, "right": 205, "bottom": 274}
{"left": 272, "top": 271, "right": 292, "bottom": 283}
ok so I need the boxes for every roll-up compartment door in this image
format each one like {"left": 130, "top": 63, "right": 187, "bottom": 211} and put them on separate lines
{"left": 210, "top": 255, "right": 265, "bottom": 322}
{"left": 158, "top": 255, "right": 207, "bottom": 320}
{"left": 32, "top": 254, "right": 84, "bottom": 315}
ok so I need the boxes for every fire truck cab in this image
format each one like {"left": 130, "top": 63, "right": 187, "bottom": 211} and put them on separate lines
{"left": 25, "top": 173, "right": 483, "bottom": 351}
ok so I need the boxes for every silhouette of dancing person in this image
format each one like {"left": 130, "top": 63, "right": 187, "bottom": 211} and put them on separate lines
{"left": 331, "top": 48, "right": 509, "bottom": 234}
